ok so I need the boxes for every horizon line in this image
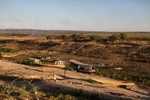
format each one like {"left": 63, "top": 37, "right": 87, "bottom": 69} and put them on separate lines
{"left": 0, "top": 28, "right": 150, "bottom": 33}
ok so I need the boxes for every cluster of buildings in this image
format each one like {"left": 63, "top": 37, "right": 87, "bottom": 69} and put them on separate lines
{"left": 30, "top": 56, "right": 96, "bottom": 73}
{"left": 29, "top": 57, "right": 65, "bottom": 68}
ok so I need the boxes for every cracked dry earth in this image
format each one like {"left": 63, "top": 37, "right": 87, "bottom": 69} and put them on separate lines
{"left": 0, "top": 60, "right": 150, "bottom": 100}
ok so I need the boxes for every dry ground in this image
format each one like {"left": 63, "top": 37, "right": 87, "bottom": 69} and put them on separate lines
{"left": 0, "top": 60, "right": 150, "bottom": 100}
{"left": 0, "top": 35, "right": 150, "bottom": 99}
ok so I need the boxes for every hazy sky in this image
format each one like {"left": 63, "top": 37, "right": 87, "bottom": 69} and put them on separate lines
{"left": 0, "top": 0, "right": 150, "bottom": 31}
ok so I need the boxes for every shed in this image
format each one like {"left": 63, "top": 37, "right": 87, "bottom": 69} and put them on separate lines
{"left": 69, "top": 60, "right": 95, "bottom": 72}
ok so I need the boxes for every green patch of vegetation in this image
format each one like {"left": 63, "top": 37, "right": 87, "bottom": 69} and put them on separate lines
{"left": 45, "top": 33, "right": 150, "bottom": 43}
{"left": 95, "top": 67, "right": 150, "bottom": 89}
{"left": 9, "top": 53, "right": 53, "bottom": 66}
{"left": 0, "top": 47, "right": 19, "bottom": 53}
{"left": 21, "top": 59, "right": 34, "bottom": 65}
{"left": 10, "top": 56, "right": 35, "bottom": 66}
{"left": 108, "top": 33, "right": 128, "bottom": 43}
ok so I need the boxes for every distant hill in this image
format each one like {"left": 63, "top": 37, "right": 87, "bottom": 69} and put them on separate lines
{"left": 0, "top": 29, "right": 82, "bottom": 36}
{"left": 0, "top": 29, "right": 149, "bottom": 36}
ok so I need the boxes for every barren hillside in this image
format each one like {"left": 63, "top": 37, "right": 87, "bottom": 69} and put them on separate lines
{"left": 0, "top": 35, "right": 150, "bottom": 99}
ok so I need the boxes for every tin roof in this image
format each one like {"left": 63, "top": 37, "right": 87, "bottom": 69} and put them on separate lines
{"left": 69, "top": 59, "right": 89, "bottom": 66}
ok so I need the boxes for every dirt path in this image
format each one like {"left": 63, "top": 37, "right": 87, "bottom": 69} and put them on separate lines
{"left": 0, "top": 60, "right": 150, "bottom": 100}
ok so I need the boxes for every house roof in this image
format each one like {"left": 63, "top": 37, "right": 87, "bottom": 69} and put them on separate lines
{"left": 69, "top": 60, "right": 89, "bottom": 66}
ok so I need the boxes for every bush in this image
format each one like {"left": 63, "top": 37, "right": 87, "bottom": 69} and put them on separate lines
{"left": 70, "top": 34, "right": 87, "bottom": 42}
{"left": 109, "top": 34, "right": 120, "bottom": 42}
{"left": 21, "top": 59, "right": 34, "bottom": 65}
{"left": 89, "top": 35, "right": 100, "bottom": 41}
{"left": 120, "top": 33, "right": 128, "bottom": 40}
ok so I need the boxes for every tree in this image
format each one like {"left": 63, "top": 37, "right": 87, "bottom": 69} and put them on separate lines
{"left": 120, "top": 33, "right": 128, "bottom": 40}
{"left": 70, "top": 34, "right": 78, "bottom": 41}
{"left": 109, "top": 34, "right": 120, "bottom": 42}
{"left": 90, "top": 35, "right": 99, "bottom": 41}
{"left": 70, "top": 34, "right": 86, "bottom": 42}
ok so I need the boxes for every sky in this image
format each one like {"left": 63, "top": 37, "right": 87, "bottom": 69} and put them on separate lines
{"left": 0, "top": 0, "right": 150, "bottom": 32}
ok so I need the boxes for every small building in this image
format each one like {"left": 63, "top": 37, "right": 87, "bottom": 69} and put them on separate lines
{"left": 29, "top": 58, "right": 41, "bottom": 64}
{"left": 34, "top": 59, "right": 41, "bottom": 64}
{"left": 29, "top": 57, "right": 65, "bottom": 68}
{"left": 69, "top": 60, "right": 95, "bottom": 73}
{"left": 55, "top": 60, "right": 65, "bottom": 65}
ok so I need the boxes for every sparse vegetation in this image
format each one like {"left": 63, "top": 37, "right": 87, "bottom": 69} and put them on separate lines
{"left": 0, "top": 76, "right": 108, "bottom": 100}
{"left": 0, "top": 47, "right": 19, "bottom": 53}
{"left": 0, "top": 32, "right": 150, "bottom": 99}
{"left": 0, "top": 77, "right": 44, "bottom": 100}
{"left": 21, "top": 59, "right": 34, "bottom": 65}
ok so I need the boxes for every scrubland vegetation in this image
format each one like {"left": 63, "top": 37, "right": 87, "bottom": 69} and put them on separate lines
{"left": 45, "top": 32, "right": 150, "bottom": 42}
{"left": 0, "top": 32, "right": 150, "bottom": 99}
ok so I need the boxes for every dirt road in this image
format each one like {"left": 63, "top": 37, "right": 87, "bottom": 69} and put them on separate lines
{"left": 0, "top": 60, "right": 150, "bottom": 100}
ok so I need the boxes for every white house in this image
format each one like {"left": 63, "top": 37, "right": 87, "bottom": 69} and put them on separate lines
{"left": 55, "top": 60, "right": 65, "bottom": 65}
{"left": 34, "top": 59, "right": 41, "bottom": 64}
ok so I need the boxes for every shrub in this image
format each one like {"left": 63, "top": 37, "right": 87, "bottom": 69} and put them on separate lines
{"left": 89, "top": 35, "right": 99, "bottom": 41}
{"left": 109, "top": 34, "right": 120, "bottom": 42}
{"left": 120, "top": 33, "right": 128, "bottom": 40}
{"left": 21, "top": 59, "right": 34, "bottom": 65}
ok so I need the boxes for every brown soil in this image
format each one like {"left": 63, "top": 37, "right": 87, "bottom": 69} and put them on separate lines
{"left": 0, "top": 60, "right": 150, "bottom": 100}
{"left": 0, "top": 36, "right": 150, "bottom": 99}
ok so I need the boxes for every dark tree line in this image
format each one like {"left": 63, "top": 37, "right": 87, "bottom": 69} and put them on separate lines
{"left": 46, "top": 33, "right": 129, "bottom": 43}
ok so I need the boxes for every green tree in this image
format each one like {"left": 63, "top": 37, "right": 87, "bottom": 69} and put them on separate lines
{"left": 109, "top": 34, "right": 120, "bottom": 42}
{"left": 90, "top": 35, "right": 99, "bottom": 41}
{"left": 120, "top": 33, "right": 128, "bottom": 40}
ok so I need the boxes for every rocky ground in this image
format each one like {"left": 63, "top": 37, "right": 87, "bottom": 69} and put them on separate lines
{"left": 0, "top": 60, "right": 150, "bottom": 100}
